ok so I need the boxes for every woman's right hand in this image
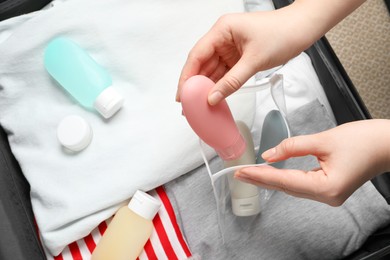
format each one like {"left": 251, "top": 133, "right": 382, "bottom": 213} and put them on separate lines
{"left": 176, "top": 9, "right": 310, "bottom": 105}
{"left": 176, "top": 0, "right": 366, "bottom": 106}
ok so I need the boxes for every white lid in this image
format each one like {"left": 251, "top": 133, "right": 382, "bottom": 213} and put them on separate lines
{"left": 128, "top": 190, "right": 161, "bottom": 220}
{"left": 231, "top": 194, "right": 261, "bottom": 217}
{"left": 57, "top": 115, "right": 93, "bottom": 152}
{"left": 93, "top": 86, "right": 124, "bottom": 119}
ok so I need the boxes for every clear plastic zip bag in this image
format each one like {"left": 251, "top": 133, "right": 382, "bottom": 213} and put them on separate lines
{"left": 195, "top": 74, "right": 291, "bottom": 243}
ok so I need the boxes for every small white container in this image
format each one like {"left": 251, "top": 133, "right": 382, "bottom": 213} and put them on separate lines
{"left": 57, "top": 115, "right": 93, "bottom": 152}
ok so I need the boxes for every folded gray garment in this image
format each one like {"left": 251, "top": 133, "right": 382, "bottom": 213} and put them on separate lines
{"left": 164, "top": 99, "right": 390, "bottom": 260}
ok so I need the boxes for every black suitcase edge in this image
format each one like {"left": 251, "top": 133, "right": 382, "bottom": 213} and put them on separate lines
{"left": 0, "top": 0, "right": 51, "bottom": 22}
{"left": 0, "top": 126, "right": 45, "bottom": 259}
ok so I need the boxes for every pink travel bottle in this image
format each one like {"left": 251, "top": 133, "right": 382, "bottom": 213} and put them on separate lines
{"left": 180, "top": 75, "right": 246, "bottom": 161}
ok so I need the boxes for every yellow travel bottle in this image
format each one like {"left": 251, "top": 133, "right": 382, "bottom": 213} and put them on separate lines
{"left": 92, "top": 190, "right": 161, "bottom": 260}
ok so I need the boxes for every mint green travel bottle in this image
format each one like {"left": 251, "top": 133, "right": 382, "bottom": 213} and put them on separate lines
{"left": 44, "top": 37, "right": 124, "bottom": 118}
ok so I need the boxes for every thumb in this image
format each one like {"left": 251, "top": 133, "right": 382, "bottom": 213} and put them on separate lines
{"left": 208, "top": 57, "right": 257, "bottom": 105}
{"left": 262, "top": 135, "right": 320, "bottom": 162}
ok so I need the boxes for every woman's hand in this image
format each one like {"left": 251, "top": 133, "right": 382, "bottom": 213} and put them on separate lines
{"left": 235, "top": 119, "right": 390, "bottom": 206}
{"left": 176, "top": 0, "right": 366, "bottom": 106}
{"left": 176, "top": 10, "right": 309, "bottom": 105}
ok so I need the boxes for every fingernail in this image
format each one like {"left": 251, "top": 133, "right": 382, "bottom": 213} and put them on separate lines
{"left": 236, "top": 169, "right": 252, "bottom": 178}
{"left": 262, "top": 147, "right": 276, "bottom": 160}
{"left": 208, "top": 91, "right": 224, "bottom": 105}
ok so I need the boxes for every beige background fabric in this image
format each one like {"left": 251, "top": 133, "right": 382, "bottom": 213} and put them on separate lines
{"left": 326, "top": 0, "right": 390, "bottom": 119}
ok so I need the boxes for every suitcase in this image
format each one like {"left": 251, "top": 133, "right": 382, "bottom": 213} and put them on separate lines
{"left": 1, "top": 0, "right": 389, "bottom": 259}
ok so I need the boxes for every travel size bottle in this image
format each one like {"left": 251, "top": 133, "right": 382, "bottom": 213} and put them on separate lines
{"left": 181, "top": 75, "right": 246, "bottom": 161}
{"left": 44, "top": 37, "right": 124, "bottom": 118}
{"left": 224, "top": 121, "right": 260, "bottom": 216}
{"left": 256, "top": 110, "right": 289, "bottom": 168}
{"left": 91, "top": 190, "right": 161, "bottom": 260}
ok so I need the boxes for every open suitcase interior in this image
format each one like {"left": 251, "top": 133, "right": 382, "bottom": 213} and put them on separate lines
{"left": 1, "top": 0, "right": 390, "bottom": 259}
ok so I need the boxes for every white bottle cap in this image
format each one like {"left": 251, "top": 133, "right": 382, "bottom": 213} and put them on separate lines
{"left": 57, "top": 115, "right": 93, "bottom": 152}
{"left": 93, "top": 86, "right": 124, "bottom": 119}
{"left": 128, "top": 190, "right": 161, "bottom": 220}
{"left": 231, "top": 194, "right": 261, "bottom": 217}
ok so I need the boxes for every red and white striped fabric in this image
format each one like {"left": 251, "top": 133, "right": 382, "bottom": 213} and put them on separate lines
{"left": 48, "top": 186, "right": 192, "bottom": 260}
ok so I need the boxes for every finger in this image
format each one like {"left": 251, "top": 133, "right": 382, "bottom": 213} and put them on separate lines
{"left": 234, "top": 174, "right": 291, "bottom": 193}
{"left": 235, "top": 164, "right": 327, "bottom": 196}
{"left": 234, "top": 175, "right": 319, "bottom": 201}
{"left": 176, "top": 36, "right": 216, "bottom": 102}
{"left": 235, "top": 172, "right": 346, "bottom": 206}
{"left": 262, "top": 134, "right": 321, "bottom": 162}
{"left": 208, "top": 60, "right": 228, "bottom": 83}
{"left": 208, "top": 56, "right": 257, "bottom": 105}
{"left": 199, "top": 53, "right": 220, "bottom": 76}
